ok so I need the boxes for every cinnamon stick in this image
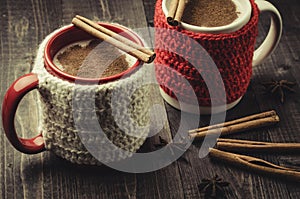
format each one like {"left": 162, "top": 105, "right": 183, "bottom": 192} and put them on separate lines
{"left": 209, "top": 148, "right": 300, "bottom": 182}
{"left": 189, "top": 111, "right": 280, "bottom": 139}
{"left": 216, "top": 138, "right": 300, "bottom": 153}
{"left": 72, "top": 15, "right": 156, "bottom": 63}
{"left": 167, "top": 0, "right": 188, "bottom": 26}
{"left": 189, "top": 110, "right": 276, "bottom": 134}
{"left": 167, "top": 0, "right": 180, "bottom": 26}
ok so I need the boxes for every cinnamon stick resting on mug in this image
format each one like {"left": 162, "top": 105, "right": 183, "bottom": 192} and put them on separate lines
{"left": 189, "top": 110, "right": 280, "bottom": 139}
{"left": 167, "top": 0, "right": 188, "bottom": 26}
{"left": 72, "top": 15, "right": 156, "bottom": 63}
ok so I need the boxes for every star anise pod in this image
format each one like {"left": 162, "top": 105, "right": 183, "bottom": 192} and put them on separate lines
{"left": 262, "top": 79, "right": 296, "bottom": 103}
{"left": 153, "top": 136, "right": 190, "bottom": 164}
{"left": 153, "top": 136, "right": 169, "bottom": 148}
{"left": 198, "top": 175, "right": 230, "bottom": 199}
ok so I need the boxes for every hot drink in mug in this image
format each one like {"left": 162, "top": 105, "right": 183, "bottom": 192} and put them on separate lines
{"left": 154, "top": 0, "right": 282, "bottom": 114}
{"left": 2, "top": 23, "right": 152, "bottom": 165}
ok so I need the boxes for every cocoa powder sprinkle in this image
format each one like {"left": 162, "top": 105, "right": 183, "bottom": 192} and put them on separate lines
{"left": 56, "top": 39, "right": 129, "bottom": 78}
{"left": 182, "top": 0, "right": 239, "bottom": 27}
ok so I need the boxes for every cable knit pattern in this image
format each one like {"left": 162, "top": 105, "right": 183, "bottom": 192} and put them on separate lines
{"left": 154, "top": 0, "right": 259, "bottom": 106}
{"left": 32, "top": 25, "right": 151, "bottom": 165}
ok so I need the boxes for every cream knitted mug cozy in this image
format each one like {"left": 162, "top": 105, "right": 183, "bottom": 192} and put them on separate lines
{"left": 30, "top": 25, "right": 151, "bottom": 165}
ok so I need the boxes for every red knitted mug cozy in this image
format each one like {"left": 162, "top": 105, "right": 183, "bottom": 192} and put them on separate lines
{"left": 154, "top": 0, "right": 259, "bottom": 106}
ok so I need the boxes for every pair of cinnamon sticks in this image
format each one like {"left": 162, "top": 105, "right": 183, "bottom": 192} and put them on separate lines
{"left": 167, "top": 0, "right": 188, "bottom": 26}
{"left": 72, "top": 15, "right": 155, "bottom": 63}
{"left": 188, "top": 110, "right": 300, "bottom": 153}
{"left": 216, "top": 138, "right": 300, "bottom": 153}
{"left": 211, "top": 138, "right": 300, "bottom": 182}
{"left": 188, "top": 110, "right": 300, "bottom": 182}
{"left": 210, "top": 147, "right": 300, "bottom": 182}
{"left": 189, "top": 110, "right": 280, "bottom": 139}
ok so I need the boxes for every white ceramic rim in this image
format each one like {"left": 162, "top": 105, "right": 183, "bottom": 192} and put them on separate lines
{"left": 162, "top": 0, "right": 252, "bottom": 33}
{"left": 159, "top": 87, "right": 242, "bottom": 114}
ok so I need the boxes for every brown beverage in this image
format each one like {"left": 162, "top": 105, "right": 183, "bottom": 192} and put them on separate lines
{"left": 182, "top": 0, "right": 239, "bottom": 27}
{"left": 53, "top": 39, "right": 132, "bottom": 78}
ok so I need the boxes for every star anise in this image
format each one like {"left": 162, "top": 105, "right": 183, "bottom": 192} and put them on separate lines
{"left": 153, "top": 136, "right": 169, "bottom": 148}
{"left": 262, "top": 79, "right": 296, "bottom": 103}
{"left": 153, "top": 136, "right": 190, "bottom": 164}
{"left": 198, "top": 175, "right": 230, "bottom": 199}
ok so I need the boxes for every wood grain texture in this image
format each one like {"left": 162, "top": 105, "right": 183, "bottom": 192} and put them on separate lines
{"left": 161, "top": 0, "right": 300, "bottom": 198}
{"left": 0, "top": 0, "right": 299, "bottom": 198}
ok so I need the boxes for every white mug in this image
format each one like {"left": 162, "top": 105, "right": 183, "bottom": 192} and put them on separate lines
{"left": 156, "top": 0, "right": 282, "bottom": 114}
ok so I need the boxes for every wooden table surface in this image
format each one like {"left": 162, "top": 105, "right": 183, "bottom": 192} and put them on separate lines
{"left": 1, "top": 0, "right": 299, "bottom": 198}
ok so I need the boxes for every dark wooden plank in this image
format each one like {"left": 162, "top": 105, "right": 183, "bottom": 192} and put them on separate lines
{"left": 0, "top": 0, "right": 49, "bottom": 198}
{"left": 0, "top": 1, "right": 9, "bottom": 198}
{"left": 142, "top": 0, "right": 156, "bottom": 27}
{"left": 249, "top": 0, "right": 300, "bottom": 198}
{"left": 1, "top": 0, "right": 300, "bottom": 198}
{"left": 151, "top": 0, "right": 300, "bottom": 198}
{"left": 0, "top": 0, "right": 185, "bottom": 198}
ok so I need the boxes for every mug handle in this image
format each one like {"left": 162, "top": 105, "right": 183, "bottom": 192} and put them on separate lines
{"left": 253, "top": 0, "right": 283, "bottom": 66}
{"left": 2, "top": 73, "right": 45, "bottom": 154}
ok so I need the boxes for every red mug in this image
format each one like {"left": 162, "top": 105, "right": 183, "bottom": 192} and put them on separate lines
{"left": 2, "top": 23, "right": 151, "bottom": 165}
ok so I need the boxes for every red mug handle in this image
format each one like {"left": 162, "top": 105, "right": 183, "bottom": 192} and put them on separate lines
{"left": 2, "top": 73, "right": 45, "bottom": 154}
